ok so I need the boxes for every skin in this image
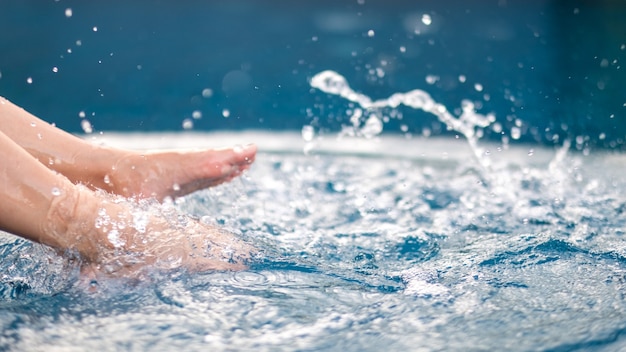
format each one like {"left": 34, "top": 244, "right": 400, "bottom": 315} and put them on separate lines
{"left": 0, "top": 96, "right": 257, "bottom": 276}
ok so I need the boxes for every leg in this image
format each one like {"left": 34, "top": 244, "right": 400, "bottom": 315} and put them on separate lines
{"left": 0, "top": 97, "right": 256, "bottom": 201}
{"left": 0, "top": 130, "right": 250, "bottom": 273}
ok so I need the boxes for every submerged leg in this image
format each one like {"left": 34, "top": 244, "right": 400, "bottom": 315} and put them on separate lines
{"left": 0, "top": 130, "right": 250, "bottom": 273}
{"left": 0, "top": 97, "right": 257, "bottom": 201}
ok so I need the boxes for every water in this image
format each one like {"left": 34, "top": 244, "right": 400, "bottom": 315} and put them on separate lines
{"left": 2, "top": 1, "right": 626, "bottom": 350}
{"left": 1, "top": 129, "right": 626, "bottom": 351}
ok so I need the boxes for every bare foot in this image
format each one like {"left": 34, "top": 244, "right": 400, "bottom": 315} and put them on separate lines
{"left": 46, "top": 185, "right": 253, "bottom": 278}
{"left": 104, "top": 144, "right": 257, "bottom": 201}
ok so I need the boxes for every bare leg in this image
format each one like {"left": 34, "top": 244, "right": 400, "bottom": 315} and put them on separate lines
{"left": 0, "top": 97, "right": 256, "bottom": 201}
{"left": 0, "top": 130, "right": 250, "bottom": 274}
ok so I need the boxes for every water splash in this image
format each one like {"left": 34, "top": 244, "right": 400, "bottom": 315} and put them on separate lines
{"left": 310, "top": 70, "right": 496, "bottom": 169}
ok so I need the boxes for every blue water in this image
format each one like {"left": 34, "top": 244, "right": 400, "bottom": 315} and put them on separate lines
{"left": 2, "top": 1, "right": 626, "bottom": 351}
{"left": 2, "top": 132, "right": 626, "bottom": 351}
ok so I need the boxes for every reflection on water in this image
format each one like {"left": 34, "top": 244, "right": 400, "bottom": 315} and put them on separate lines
{"left": 2, "top": 132, "right": 626, "bottom": 351}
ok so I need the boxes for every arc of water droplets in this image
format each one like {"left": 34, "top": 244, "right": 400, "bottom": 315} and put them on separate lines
{"left": 310, "top": 70, "right": 496, "bottom": 170}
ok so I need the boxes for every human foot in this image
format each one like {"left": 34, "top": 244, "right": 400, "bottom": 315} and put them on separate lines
{"left": 103, "top": 144, "right": 256, "bottom": 201}
{"left": 45, "top": 185, "right": 253, "bottom": 277}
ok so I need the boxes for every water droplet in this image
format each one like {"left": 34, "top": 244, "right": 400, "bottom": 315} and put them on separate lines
{"left": 399, "top": 46, "right": 406, "bottom": 53}
{"left": 30, "top": 122, "right": 36, "bottom": 127}
{"left": 78, "top": 111, "right": 86, "bottom": 118}
{"left": 182, "top": 118, "right": 193, "bottom": 130}
{"left": 92, "top": 26, "right": 98, "bottom": 32}
{"left": 367, "top": 29, "right": 375, "bottom": 37}
{"left": 421, "top": 14, "right": 432, "bottom": 26}
{"left": 527, "top": 149, "right": 534, "bottom": 156}
{"left": 301, "top": 125, "right": 315, "bottom": 142}
{"left": 192, "top": 110, "right": 202, "bottom": 119}
{"left": 65, "top": 8, "right": 72, "bottom": 18}
{"left": 172, "top": 183, "right": 181, "bottom": 191}
{"left": 510, "top": 126, "right": 521, "bottom": 140}
{"left": 474, "top": 83, "right": 483, "bottom": 92}
{"left": 81, "top": 120, "right": 93, "bottom": 134}
{"left": 222, "top": 109, "right": 230, "bottom": 118}
{"left": 202, "top": 88, "right": 213, "bottom": 98}
{"left": 51, "top": 187, "right": 61, "bottom": 196}
{"left": 425, "top": 75, "right": 439, "bottom": 85}
{"left": 26, "top": 77, "right": 33, "bottom": 84}
{"left": 103, "top": 174, "right": 111, "bottom": 184}
{"left": 458, "top": 75, "right": 466, "bottom": 83}
{"left": 75, "top": 40, "right": 82, "bottom": 46}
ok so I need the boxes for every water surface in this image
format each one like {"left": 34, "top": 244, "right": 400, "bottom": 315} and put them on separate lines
{"left": 2, "top": 132, "right": 626, "bottom": 351}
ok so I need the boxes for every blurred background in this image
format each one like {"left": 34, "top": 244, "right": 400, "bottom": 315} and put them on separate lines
{"left": 0, "top": 0, "right": 625, "bottom": 149}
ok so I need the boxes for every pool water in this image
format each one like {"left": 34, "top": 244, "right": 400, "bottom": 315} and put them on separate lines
{"left": 2, "top": 131, "right": 626, "bottom": 351}
{"left": 1, "top": 2, "right": 626, "bottom": 349}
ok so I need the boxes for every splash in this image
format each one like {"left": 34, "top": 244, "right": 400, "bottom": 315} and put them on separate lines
{"left": 310, "top": 70, "right": 496, "bottom": 169}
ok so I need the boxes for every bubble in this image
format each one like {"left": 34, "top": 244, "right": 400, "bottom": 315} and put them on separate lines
{"left": 172, "top": 183, "right": 181, "bottom": 192}
{"left": 458, "top": 75, "right": 466, "bottom": 83}
{"left": 52, "top": 67, "right": 58, "bottom": 73}
{"left": 192, "top": 110, "right": 202, "bottom": 119}
{"left": 92, "top": 26, "right": 98, "bottom": 32}
{"left": 367, "top": 29, "right": 375, "bottom": 37}
{"left": 222, "top": 109, "right": 230, "bottom": 118}
{"left": 400, "top": 46, "right": 406, "bottom": 53}
{"left": 78, "top": 111, "right": 86, "bottom": 118}
{"left": 65, "top": 8, "right": 72, "bottom": 18}
{"left": 474, "top": 83, "right": 483, "bottom": 92}
{"left": 51, "top": 187, "right": 61, "bottom": 196}
{"left": 182, "top": 118, "right": 193, "bottom": 130}
{"left": 301, "top": 125, "right": 315, "bottom": 142}
{"left": 81, "top": 120, "right": 93, "bottom": 134}
{"left": 103, "top": 174, "right": 111, "bottom": 184}
{"left": 26, "top": 77, "right": 33, "bottom": 84}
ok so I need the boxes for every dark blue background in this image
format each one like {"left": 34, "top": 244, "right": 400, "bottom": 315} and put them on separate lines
{"left": 1, "top": 0, "right": 625, "bottom": 149}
